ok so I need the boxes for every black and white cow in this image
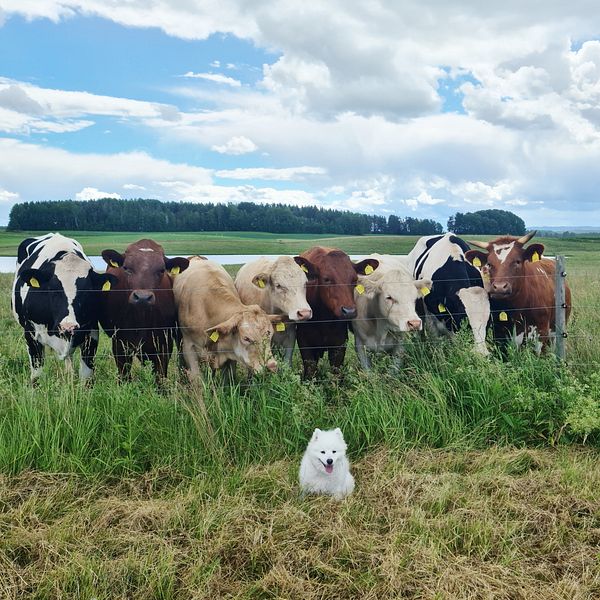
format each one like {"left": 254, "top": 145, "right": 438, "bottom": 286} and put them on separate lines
{"left": 12, "top": 233, "right": 116, "bottom": 381}
{"left": 405, "top": 233, "right": 490, "bottom": 355}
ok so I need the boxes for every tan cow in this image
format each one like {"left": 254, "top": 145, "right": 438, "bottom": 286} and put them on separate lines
{"left": 353, "top": 253, "right": 431, "bottom": 369}
{"left": 173, "top": 257, "right": 281, "bottom": 379}
{"left": 235, "top": 256, "right": 315, "bottom": 365}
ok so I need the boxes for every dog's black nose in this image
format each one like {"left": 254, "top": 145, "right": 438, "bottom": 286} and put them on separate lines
{"left": 326, "top": 458, "right": 333, "bottom": 465}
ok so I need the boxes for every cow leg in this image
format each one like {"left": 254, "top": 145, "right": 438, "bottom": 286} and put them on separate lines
{"left": 148, "top": 332, "right": 172, "bottom": 381}
{"left": 328, "top": 345, "right": 347, "bottom": 375}
{"left": 354, "top": 335, "right": 371, "bottom": 370}
{"left": 79, "top": 331, "right": 99, "bottom": 380}
{"left": 298, "top": 346, "right": 319, "bottom": 379}
{"left": 112, "top": 338, "right": 133, "bottom": 380}
{"left": 25, "top": 329, "right": 44, "bottom": 382}
{"left": 221, "top": 360, "right": 236, "bottom": 385}
{"left": 282, "top": 329, "right": 296, "bottom": 367}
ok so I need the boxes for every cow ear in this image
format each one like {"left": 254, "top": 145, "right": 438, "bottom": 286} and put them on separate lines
{"left": 165, "top": 256, "right": 189, "bottom": 276}
{"left": 19, "top": 268, "right": 52, "bottom": 288}
{"left": 252, "top": 273, "right": 270, "bottom": 289}
{"left": 293, "top": 256, "right": 318, "bottom": 280}
{"left": 89, "top": 271, "right": 118, "bottom": 291}
{"left": 414, "top": 277, "right": 433, "bottom": 292}
{"left": 354, "top": 258, "right": 379, "bottom": 275}
{"left": 465, "top": 250, "right": 488, "bottom": 268}
{"left": 523, "top": 243, "right": 544, "bottom": 263}
{"left": 101, "top": 249, "right": 124, "bottom": 268}
{"left": 205, "top": 314, "right": 240, "bottom": 342}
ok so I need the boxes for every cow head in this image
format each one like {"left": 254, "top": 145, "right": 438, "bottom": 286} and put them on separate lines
{"left": 102, "top": 239, "right": 189, "bottom": 306}
{"left": 205, "top": 306, "right": 282, "bottom": 373}
{"left": 20, "top": 253, "right": 116, "bottom": 336}
{"left": 305, "top": 248, "right": 379, "bottom": 319}
{"left": 360, "top": 269, "right": 431, "bottom": 332}
{"left": 465, "top": 231, "right": 543, "bottom": 300}
{"left": 251, "top": 256, "right": 316, "bottom": 321}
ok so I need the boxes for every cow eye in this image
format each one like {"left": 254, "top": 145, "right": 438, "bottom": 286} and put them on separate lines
{"left": 123, "top": 266, "right": 133, "bottom": 274}
{"left": 243, "top": 336, "right": 254, "bottom": 344}
{"left": 386, "top": 295, "right": 393, "bottom": 301}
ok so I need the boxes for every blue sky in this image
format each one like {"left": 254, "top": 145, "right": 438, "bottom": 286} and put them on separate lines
{"left": 1, "top": 1, "right": 600, "bottom": 228}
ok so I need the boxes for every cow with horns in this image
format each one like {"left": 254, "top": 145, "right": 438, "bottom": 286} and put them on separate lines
{"left": 465, "top": 231, "right": 572, "bottom": 352}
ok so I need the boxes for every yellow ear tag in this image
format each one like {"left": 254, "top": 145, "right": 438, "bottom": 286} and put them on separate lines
{"left": 438, "top": 303, "right": 446, "bottom": 313}
{"left": 275, "top": 322, "right": 286, "bottom": 332}
{"left": 29, "top": 277, "right": 40, "bottom": 288}
{"left": 531, "top": 252, "right": 540, "bottom": 262}
{"left": 482, "top": 273, "right": 490, "bottom": 283}
{"left": 209, "top": 331, "right": 219, "bottom": 342}
{"left": 170, "top": 266, "right": 180, "bottom": 276}
{"left": 421, "top": 287, "right": 430, "bottom": 297}
{"left": 356, "top": 284, "right": 365, "bottom": 295}
{"left": 109, "top": 260, "right": 119, "bottom": 268}
{"left": 300, "top": 264, "right": 308, "bottom": 273}
{"left": 257, "top": 278, "right": 266, "bottom": 289}
{"left": 499, "top": 311, "right": 508, "bottom": 322}
{"left": 472, "top": 257, "right": 482, "bottom": 267}
{"left": 364, "top": 264, "right": 374, "bottom": 275}
{"left": 102, "top": 280, "right": 111, "bottom": 292}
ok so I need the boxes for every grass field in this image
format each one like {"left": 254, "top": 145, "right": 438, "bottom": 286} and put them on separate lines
{"left": 1, "top": 232, "right": 600, "bottom": 598}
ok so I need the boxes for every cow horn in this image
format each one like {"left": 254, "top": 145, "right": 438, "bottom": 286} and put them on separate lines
{"left": 517, "top": 230, "right": 536, "bottom": 244}
{"left": 467, "top": 240, "right": 489, "bottom": 249}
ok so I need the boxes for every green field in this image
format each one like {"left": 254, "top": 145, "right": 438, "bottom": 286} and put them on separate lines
{"left": 2, "top": 229, "right": 600, "bottom": 262}
{"left": 1, "top": 232, "right": 600, "bottom": 598}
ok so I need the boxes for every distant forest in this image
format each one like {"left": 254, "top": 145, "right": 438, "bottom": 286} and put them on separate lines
{"left": 7, "top": 198, "right": 444, "bottom": 235}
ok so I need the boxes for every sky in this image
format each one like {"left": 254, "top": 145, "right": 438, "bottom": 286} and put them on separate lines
{"left": 1, "top": 2, "right": 600, "bottom": 228}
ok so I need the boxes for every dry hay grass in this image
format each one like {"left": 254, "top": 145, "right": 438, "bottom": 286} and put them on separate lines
{"left": 1, "top": 447, "right": 600, "bottom": 599}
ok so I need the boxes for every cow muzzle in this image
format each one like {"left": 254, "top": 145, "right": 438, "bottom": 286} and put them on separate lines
{"left": 58, "top": 320, "right": 79, "bottom": 336}
{"left": 295, "top": 308, "right": 312, "bottom": 321}
{"left": 490, "top": 281, "right": 512, "bottom": 298}
{"left": 340, "top": 306, "right": 357, "bottom": 319}
{"left": 266, "top": 358, "right": 278, "bottom": 373}
{"left": 407, "top": 319, "right": 422, "bottom": 331}
{"left": 129, "top": 290, "right": 156, "bottom": 305}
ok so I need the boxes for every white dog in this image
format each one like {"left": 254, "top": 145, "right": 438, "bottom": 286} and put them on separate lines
{"left": 299, "top": 428, "right": 355, "bottom": 500}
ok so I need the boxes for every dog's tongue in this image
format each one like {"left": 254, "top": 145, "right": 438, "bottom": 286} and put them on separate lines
{"left": 325, "top": 464, "right": 334, "bottom": 474}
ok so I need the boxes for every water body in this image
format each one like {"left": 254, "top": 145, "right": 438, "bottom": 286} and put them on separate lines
{"left": 0, "top": 254, "right": 376, "bottom": 273}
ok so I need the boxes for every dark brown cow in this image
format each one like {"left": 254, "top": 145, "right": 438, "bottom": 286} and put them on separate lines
{"left": 465, "top": 231, "right": 571, "bottom": 351}
{"left": 100, "top": 239, "right": 189, "bottom": 379}
{"left": 295, "top": 247, "right": 378, "bottom": 378}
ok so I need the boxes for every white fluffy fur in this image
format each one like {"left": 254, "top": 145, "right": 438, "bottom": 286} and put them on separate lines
{"left": 299, "top": 428, "right": 355, "bottom": 500}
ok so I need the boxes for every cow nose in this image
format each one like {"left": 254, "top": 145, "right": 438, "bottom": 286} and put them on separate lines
{"left": 326, "top": 458, "right": 333, "bottom": 465}
{"left": 266, "top": 358, "right": 278, "bottom": 373}
{"left": 492, "top": 281, "right": 511, "bottom": 294}
{"left": 296, "top": 308, "right": 312, "bottom": 320}
{"left": 407, "top": 319, "right": 422, "bottom": 331}
{"left": 58, "top": 320, "right": 78, "bottom": 334}
{"left": 130, "top": 290, "right": 156, "bottom": 305}
{"left": 341, "top": 306, "right": 356, "bottom": 318}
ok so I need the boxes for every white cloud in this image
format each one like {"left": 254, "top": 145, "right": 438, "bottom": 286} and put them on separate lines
{"left": 211, "top": 135, "right": 258, "bottom": 155}
{"left": 215, "top": 166, "right": 326, "bottom": 181}
{"left": 75, "top": 187, "right": 121, "bottom": 201}
{"left": 123, "top": 183, "right": 147, "bottom": 190}
{"left": 182, "top": 72, "right": 242, "bottom": 87}
{"left": 0, "top": 188, "right": 19, "bottom": 203}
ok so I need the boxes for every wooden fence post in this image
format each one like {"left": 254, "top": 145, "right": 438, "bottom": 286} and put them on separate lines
{"left": 554, "top": 255, "right": 567, "bottom": 361}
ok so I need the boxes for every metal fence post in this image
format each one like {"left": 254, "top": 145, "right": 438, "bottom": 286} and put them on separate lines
{"left": 554, "top": 255, "right": 567, "bottom": 361}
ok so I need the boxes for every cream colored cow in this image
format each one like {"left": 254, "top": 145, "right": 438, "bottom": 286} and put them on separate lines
{"left": 174, "top": 257, "right": 281, "bottom": 379}
{"left": 235, "top": 255, "right": 315, "bottom": 365}
{"left": 353, "top": 253, "right": 431, "bottom": 369}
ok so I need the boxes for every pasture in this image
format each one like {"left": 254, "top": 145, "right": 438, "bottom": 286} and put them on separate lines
{"left": 1, "top": 232, "right": 600, "bottom": 598}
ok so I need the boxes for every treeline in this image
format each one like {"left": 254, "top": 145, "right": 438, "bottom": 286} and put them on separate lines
{"left": 8, "top": 198, "right": 443, "bottom": 235}
{"left": 447, "top": 209, "right": 526, "bottom": 235}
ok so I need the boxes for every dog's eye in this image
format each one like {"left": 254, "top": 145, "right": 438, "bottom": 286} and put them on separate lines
{"left": 320, "top": 451, "right": 325, "bottom": 454}
{"left": 332, "top": 450, "right": 336, "bottom": 453}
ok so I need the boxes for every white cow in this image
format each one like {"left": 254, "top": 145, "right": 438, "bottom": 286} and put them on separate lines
{"left": 235, "top": 255, "right": 314, "bottom": 365}
{"left": 353, "top": 253, "right": 431, "bottom": 369}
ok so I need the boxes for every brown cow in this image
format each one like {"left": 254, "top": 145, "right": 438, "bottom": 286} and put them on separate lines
{"left": 100, "top": 239, "right": 189, "bottom": 379}
{"left": 465, "top": 231, "right": 571, "bottom": 352}
{"left": 295, "top": 247, "right": 379, "bottom": 378}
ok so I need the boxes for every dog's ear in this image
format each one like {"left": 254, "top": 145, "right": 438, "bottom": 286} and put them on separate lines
{"left": 311, "top": 428, "right": 321, "bottom": 441}
{"left": 334, "top": 427, "right": 343, "bottom": 439}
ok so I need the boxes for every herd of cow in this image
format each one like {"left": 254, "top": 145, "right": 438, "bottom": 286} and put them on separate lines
{"left": 11, "top": 231, "right": 571, "bottom": 383}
